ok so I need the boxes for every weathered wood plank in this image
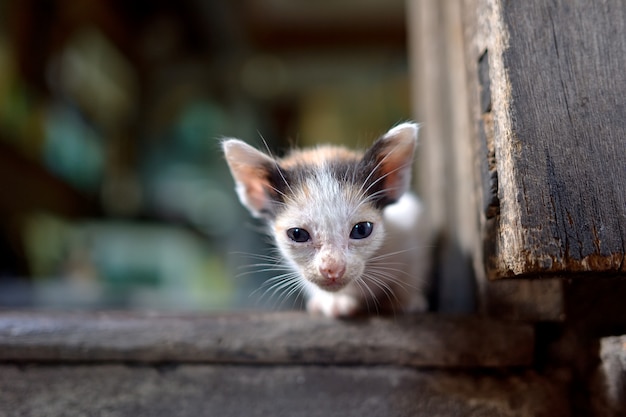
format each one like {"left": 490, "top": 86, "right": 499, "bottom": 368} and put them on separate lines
{"left": 498, "top": 0, "right": 626, "bottom": 276}
{"left": 0, "top": 311, "right": 534, "bottom": 368}
{"left": 409, "top": 0, "right": 567, "bottom": 320}
{"left": 0, "top": 364, "right": 570, "bottom": 417}
{"left": 466, "top": 0, "right": 626, "bottom": 279}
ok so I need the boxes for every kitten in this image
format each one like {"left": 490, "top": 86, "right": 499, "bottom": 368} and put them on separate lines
{"left": 222, "top": 122, "right": 429, "bottom": 318}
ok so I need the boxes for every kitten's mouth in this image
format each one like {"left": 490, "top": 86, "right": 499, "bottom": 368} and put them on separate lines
{"left": 317, "top": 279, "right": 348, "bottom": 292}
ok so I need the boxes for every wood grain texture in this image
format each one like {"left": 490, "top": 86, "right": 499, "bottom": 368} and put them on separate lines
{"left": 466, "top": 0, "right": 626, "bottom": 278}
{"left": 0, "top": 365, "right": 570, "bottom": 417}
{"left": 0, "top": 311, "right": 534, "bottom": 368}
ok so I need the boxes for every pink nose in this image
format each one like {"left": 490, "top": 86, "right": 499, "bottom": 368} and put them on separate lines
{"left": 319, "top": 263, "right": 346, "bottom": 281}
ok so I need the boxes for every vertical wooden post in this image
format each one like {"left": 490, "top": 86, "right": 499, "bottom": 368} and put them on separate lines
{"left": 409, "top": 0, "right": 626, "bottom": 318}
{"left": 465, "top": 0, "right": 626, "bottom": 279}
{"left": 408, "top": 0, "right": 477, "bottom": 313}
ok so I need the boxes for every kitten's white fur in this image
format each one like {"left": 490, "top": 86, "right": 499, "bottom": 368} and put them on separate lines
{"left": 223, "top": 123, "right": 429, "bottom": 318}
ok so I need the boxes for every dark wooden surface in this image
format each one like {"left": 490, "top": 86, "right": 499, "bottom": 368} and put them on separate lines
{"left": 0, "top": 364, "right": 569, "bottom": 417}
{"left": 465, "top": 0, "right": 626, "bottom": 279}
{"left": 0, "top": 311, "right": 533, "bottom": 367}
{"left": 0, "top": 311, "right": 572, "bottom": 417}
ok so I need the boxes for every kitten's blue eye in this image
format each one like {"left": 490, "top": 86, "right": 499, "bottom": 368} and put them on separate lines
{"left": 350, "top": 222, "right": 373, "bottom": 239}
{"left": 287, "top": 228, "right": 311, "bottom": 243}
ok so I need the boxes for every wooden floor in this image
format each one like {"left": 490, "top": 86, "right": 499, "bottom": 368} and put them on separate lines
{"left": 0, "top": 311, "right": 570, "bottom": 416}
{"left": 1, "top": 364, "right": 568, "bottom": 417}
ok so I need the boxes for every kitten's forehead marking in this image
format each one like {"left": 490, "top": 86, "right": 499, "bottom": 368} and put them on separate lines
{"left": 277, "top": 146, "right": 370, "bottom": 217}
{"left": 279, "top": 146, "right": 362, "bottom": 169}
{"left": 269, "top": 138, "right": 404, "bottom": 218}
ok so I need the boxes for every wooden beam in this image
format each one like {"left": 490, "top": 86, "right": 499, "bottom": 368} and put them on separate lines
{"left": 0, "top": 364, "right": 570, "bottom": 417}
{"left": 0, "top": 311, "right": 534, "bottom": 368}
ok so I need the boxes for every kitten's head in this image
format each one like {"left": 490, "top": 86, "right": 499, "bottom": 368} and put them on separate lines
{"left": 222, "top": 123, "right": 418, "bottom": 292}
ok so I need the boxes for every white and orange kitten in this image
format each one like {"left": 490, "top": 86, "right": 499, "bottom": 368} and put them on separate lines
{"left": 222, "top": 122, "right": 429, "bottom": 318}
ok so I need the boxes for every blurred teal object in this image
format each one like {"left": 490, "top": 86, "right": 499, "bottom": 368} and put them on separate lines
{"left": 175, "top": 100, "right": 229, "bottom": 160}
{"left": 21, "top": 213, "right": 237, "bottom": 311}
{"left": 44, "top": 104, "right": 104, "bottom": 192}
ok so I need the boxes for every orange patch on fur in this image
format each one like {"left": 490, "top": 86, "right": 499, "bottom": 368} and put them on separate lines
{"left": 280, "top": 146, "right": 362, "bottom": 169}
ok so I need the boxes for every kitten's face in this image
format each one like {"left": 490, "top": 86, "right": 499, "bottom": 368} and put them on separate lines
{"left": 273, "top": 169, "right": 385, "bottom": 292}
{"left": 222, "top": 122, "right": 418, "bottom": 296}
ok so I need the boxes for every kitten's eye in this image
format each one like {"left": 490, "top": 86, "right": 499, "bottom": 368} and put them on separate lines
{"left": 350, "top": 222, "right": 374, "bottom": 239}
{"left": 286, "top": 227, "right": 311, "bottom": 243}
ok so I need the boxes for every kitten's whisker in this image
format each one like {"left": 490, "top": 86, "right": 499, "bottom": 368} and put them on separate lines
{"left": 351, "top": 277, "right": 370, "bottom": 312}
{"left": 356, "top": 138, "right": 411, "bottom": 205}
{"left": 367, "top": 267, "right": 407, "bottom": 291}
{"left": 347, "top": 184, "right": 404, "bottom": 219}
{"left": 266, "top": 184, "right": 290, "bottom": 201}
{"left": 257, "top": 131, "right": 295, "bottom": 199}
{"left": 230, "top": 251, "right": 273, "bottom": 259}
{"left": 367, "top": 265, "right": 412, "bottom": 279}
{"left": 283, "top": 280, "right": 307, "bottom": 310}
{"left": 366, "top": 269, "right": 419, "bottom": 292}
{"left": 357, "top": 141, "right": 399, "bottom": 197}
{"left": 361, "top": 161, "right": 411, "bottom": 198}
{"left": 231, "top": 252, "right": 284, "bottom": 262}
{"left": 362, "top": 272, "right": 402, "bottom": 310}
{"left": 362, "top": 279, "right": 396, "bottom": 315}
{"left": 362, "top": 266, "right": 413, "bottom": 291}
{"left": 355, "top": 276, "right": 380, "bottom": 314}
{"left": 349, "top": 161, "right": 414, "bottom": 218}
{"left": 368, "top": 246, "right": 429, "bottom": 261}
{"left": 367, "top": 264, "right": 413, "bottom": 281}
{"left": 256, "top": 278, "right": 301, "bottom": 310}
{"left": 251, "top": 273, "right": 300, "bottom": 297}
{"left": 238, "top": 263, "right": 291, "bottom": 271}
{"left": 236, "top": 268, "right": 292, "bottom": 279}
{"left": 274, "top": 280, "right": 306, "bottom": 311}
{"left": 362, "top": 187, "right": 398, "bottom": 200}
{"left": 264, "top": 279, "right": 292, "bottom": 307}
{"left": 262, "top": 271, "right": 301, "bottom": 284}
{"left": 235, "top": 262, "right": 293, "bottom": 279}
{"left": 366, "top": 261, "right": 406, "bottom": 268}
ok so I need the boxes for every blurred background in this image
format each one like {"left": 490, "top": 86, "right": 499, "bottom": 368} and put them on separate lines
{"left": 0, "top": 0, "right": 412, "bottom": 311}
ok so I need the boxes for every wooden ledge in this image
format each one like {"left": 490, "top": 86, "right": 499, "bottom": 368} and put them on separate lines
{"left": 0, "top": 311, "right": 534, "bottom": 368}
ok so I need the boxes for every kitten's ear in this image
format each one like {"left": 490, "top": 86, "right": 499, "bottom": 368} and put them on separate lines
{"left": 363, "top": 122, "right": 419, "bottom": 204}
{"left": 222, "top": 139, "right": 278, "bottom": 218}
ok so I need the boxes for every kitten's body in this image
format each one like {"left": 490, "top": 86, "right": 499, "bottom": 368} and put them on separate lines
{"left": 223, "top": 123, "right": 428, "bottom": 318}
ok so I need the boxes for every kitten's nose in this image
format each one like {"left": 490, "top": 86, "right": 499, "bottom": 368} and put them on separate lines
{"left": 319, "top": 263, "right": 346, "bottom": 281}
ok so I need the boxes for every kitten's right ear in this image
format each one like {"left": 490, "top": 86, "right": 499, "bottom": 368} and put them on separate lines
{"left": 361, "top": 122, "right": 418, "bottom": 206}
{"left": 222, "top": 139, "right": 278, "bottom": 218}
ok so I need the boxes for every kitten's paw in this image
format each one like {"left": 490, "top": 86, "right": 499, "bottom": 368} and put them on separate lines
{"left": 307, "top": 294, "right": 359, "bottom": 318}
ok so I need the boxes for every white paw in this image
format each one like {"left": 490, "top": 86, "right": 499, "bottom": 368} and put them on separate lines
{"left": 306, "top": 293, "right": 360, "bottom": 318}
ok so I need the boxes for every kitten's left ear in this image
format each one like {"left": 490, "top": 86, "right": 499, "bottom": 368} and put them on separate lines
{"left": 363, "top": 122, "right": 419, "bottom": 204}
{"left": 222, "top": 139, "right": 279, "bottom": 218}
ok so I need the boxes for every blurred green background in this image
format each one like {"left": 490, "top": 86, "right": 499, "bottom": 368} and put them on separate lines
{"left": 0, "top": 0, "right": 411, "bottom": 311}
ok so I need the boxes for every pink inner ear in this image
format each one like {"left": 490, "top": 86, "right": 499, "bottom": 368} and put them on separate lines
{"left": 376, "top": 133, "right": 416, "bottom": 201}
{"left": 232, "top": 163, "right": 274, "bottom": 215}
{"left": 223, "top": 139, "right": 278, "bottom": 217}
{"left": 359, "top": 125, "right": 416, "bottom": 206}
{"left": 379, "top": 156, "right": 412, "bottom": 202}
